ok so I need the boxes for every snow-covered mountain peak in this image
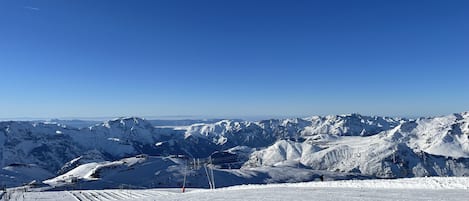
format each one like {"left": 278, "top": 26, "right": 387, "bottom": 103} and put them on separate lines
{"left": 100, "top": 117, "right": 151, "bottom": 129}
{"left": 461, "top": 111, "right": 469, "bottom": 118}
{"left": 339, "top": 113, "right": 363, "bottom": 118}
{"left": 300, "top": 114, "right": 402, "bottom": 137}
{"left": 185, "top": 119, "right": 246, "bottom": 138}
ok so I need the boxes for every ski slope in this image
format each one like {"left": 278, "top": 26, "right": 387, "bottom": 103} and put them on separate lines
{"left": 2, "top": 177, "right": 468, "bottom": 201}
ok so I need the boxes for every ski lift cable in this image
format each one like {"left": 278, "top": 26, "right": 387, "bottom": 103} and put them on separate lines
{"left": 182, "top": 159, "right": 187, "bottom": 193}
{"left": 204, "top": 164, "right": 213, "bottom": 189}
{"left": 210, "top": 165, "right": 215, "bottom": 189}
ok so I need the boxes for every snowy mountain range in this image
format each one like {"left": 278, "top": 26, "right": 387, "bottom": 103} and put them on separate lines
{"left": 1, "top": 112, "right": 468, "bottom": 188}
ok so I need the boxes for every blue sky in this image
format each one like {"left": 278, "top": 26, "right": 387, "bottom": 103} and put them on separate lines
{"left": 0, "top": 0, "right": 468, "bottom": 119}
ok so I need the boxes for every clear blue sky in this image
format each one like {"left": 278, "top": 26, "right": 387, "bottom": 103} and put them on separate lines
{"left": 0, "top": 0, "right": 468, "bottom": 119}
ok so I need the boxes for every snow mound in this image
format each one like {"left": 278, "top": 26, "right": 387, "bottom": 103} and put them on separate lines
{"left": 222, "top": 177, "right": 469, "bottom": 190}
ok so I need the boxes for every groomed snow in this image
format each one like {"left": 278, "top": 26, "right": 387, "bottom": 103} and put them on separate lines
{"left": 2, "top": 177, "right": 468, "bottom": 201}
{"left": 222, "top": 176, "right": 469, "bottom": 190}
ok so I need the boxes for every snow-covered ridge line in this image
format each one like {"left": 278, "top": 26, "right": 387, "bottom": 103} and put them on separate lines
{"left": 215, "top": 177, "right": 469, "bottom": 191}
{"left": 1, "top": 112, "right": 469, "bottom": 188}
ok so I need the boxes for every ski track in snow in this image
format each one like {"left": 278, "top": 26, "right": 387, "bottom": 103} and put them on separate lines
{"left": 3, "top": 189, "right": 178, "bottom": 201}
{"left": 3, "top": 177, "right": 468, "bottom": 201}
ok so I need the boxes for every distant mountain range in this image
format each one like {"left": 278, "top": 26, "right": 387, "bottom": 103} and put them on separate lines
{"left": 1, "top": 112, "right": 468, "bottom": 188}
{"left": 29, "top": 118, "right": 229, "bottom": 129}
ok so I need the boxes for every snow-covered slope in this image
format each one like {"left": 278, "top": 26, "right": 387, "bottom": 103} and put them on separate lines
{"left": 407, "top": 113, "right": 469, "bottom": 158}
{"left": 183, "top": 114, "right": 403, "bottom": 149}
{"left": 42, "top": 155, "right": 368, "bottom": 190}
{"left": 0, "top": 121, "right": 83, "bottom": 172}
{"left": 0, "top": 118, "right": 184, "bottom": 171}
{"left": 246, "top": 138, "right": 469, "bottom": 178}
{"left": 0, "top": 114, "right": 407, "bottom": 171}
{"left": 1, "top": 112, "right": 469, "bottom": 188}
{"left": 4, "top": 177, "right": 469, "bottom": 201}
{"left": 0, "top": 163, "right": 54, "bottom": 187}
{"left": 301, "top": 114, "right": 404, "bottom": 136}
{"left": 245, "top": 113, "right": 469, "bottom": 178}
{"left": 68, "top": 117, "right": 166, "bottom": 157}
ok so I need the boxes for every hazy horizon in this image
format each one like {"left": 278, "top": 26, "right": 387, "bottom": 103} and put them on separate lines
{"left": 1, "top": 110, "right": 467, "bottom": 122}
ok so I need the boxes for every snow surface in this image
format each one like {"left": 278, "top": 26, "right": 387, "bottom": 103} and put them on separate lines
{"left": 2, "top": 177, "right": 468, "bottom": 201}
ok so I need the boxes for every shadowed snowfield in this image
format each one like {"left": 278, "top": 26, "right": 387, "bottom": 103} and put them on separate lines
{"left": 2, "top": 177, "right": 468, "bottom": 201}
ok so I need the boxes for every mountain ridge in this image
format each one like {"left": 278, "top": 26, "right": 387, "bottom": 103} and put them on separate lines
{"left": 1, "top": 112, "right": 468, "bottom": 188}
